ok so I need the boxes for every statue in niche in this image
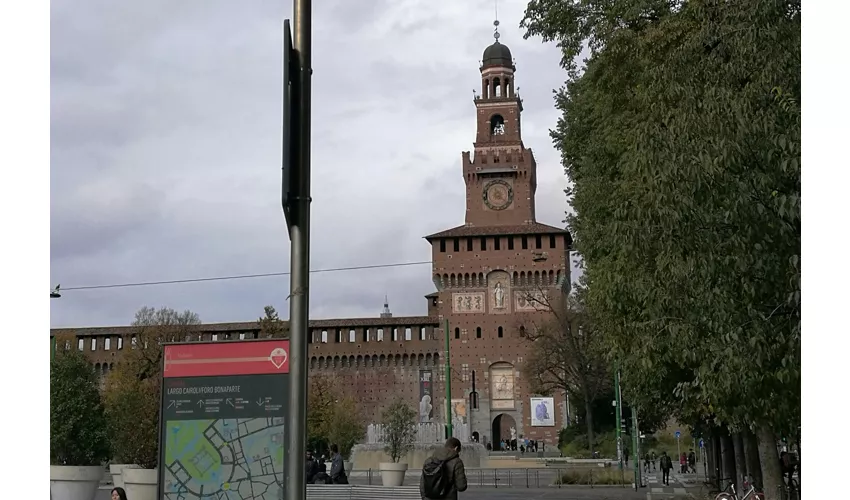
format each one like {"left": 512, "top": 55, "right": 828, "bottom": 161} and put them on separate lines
{"left": 510, "top": 426, "right": 517, "bottom": 441}
{"left": 494, "top": 282, "right": 506, "bottom": 309}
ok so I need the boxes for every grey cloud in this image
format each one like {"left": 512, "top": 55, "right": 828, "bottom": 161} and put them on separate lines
{"left": 51, "top": 0, "right": 573, "bottom": 328}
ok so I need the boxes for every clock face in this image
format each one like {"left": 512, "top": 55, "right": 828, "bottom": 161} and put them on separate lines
{"left": 483, "top": 180, "right": 514, "bottom": 211}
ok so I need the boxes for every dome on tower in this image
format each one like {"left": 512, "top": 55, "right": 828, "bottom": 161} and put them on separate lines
{"left": 482, "top": 41, "right": 514, "bottom": 68}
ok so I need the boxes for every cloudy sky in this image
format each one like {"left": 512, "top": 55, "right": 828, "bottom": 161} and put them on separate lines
{"left": 50, "top": 0, "right": 575, "bottom": 328}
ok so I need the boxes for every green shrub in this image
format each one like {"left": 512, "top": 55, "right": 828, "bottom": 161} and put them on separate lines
{"left": 554, "top": 468, "right": 631, "bottom": 485}
{"left": 50, "top": 349, "right": 111, "bottom": 466}
{"left": 560, "top": 430, "right": 620, "bottom": 459}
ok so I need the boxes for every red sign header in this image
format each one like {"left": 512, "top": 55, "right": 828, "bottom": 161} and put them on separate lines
{"left": 163, "top": 339, "right": 290, "bottom": 378}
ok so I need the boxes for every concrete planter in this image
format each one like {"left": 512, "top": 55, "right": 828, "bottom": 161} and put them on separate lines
{"left": 109, "top": 464, "right": 139, "bottom": 488}
{"left": 379, "top": 462, "right": 408, "bottom": 486}
{"left": 123, "top": 467, "right": 158, "bottom": 500}
{"left": 50, "top": 465, "right": 104, "bottom": 500}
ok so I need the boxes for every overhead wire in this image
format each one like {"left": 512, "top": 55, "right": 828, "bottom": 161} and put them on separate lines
{"left": 57, "top": 260, "right": 434, "bottom": 292}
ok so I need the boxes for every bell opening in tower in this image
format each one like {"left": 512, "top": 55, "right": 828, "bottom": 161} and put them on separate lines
{"left": 490, "top": 114, "right": 506, "bottom": 136}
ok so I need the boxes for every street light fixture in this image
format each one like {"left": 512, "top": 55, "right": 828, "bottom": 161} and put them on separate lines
{"left": 50, "top": 284, "right": 61, "bottom": 299}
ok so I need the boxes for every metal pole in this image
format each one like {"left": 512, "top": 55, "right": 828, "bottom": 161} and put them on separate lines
{"left": 632, "top": 407, "right": 640, "bottom": 490}
{"left": 285, "top": 1, "right": 312, "bottom": 499}
{"left": 615, "top": 365, "right": 623, "bottom": 470}
{"left": 444, "top": 318, "right": 453, "bottom": 438}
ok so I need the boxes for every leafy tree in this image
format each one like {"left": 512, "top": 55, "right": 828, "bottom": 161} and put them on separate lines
{"left": 50, "top": 347, "right": 111, "bottom": 466}
{"left": 381, "top": 399, "right": 417, "bottom": 463}
{"left": 104, "top": 307, "right": 202, "bottom": 468}
{"left": 518, "top": 289, "right": 607, "bottom": 453}
{"left": 258, "top": 305, "right": 289, "bottom": 338}
{"left": 103, "top": 366, "right": 159, "bottom": 468}
{"left": 326, "top": 396, "right": 366, "bottom": 460}
{"left": 307, "top": 375, "right": 337, "bottom": 453}
{"left": 128, "top": 306, "right": 202, "bottom": 382}
{"left": 521, "top": 0, "right": 799, "bottom": 497}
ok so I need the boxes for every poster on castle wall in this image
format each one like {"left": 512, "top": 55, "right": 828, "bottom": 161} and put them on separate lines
{"left": 451, "top": 399, "right": 468, "bottom": 425}
{"left": 159, "top": 339, "right": 289, "bottom": 500}
{"left": 514, "top": 290, "right": 551, "bottom": 312}
{"left": 419, "top": 370, "right": 433, "bottom": 423}
{"left": 452, "top": 292, "right": 485, "bottom": 313}
{"left": 530, "top": 397, "right": 555, "bottom": 427}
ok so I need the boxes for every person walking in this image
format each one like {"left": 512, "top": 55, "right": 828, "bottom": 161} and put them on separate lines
{"left": 660, "top": 451, "right": 673, "bottom": 486}
{"left": 687, "top": 449, "right": 696, "bottom": 474}
{"left": 420, "top": 437, "right": 469, "bottom": 500}
{"left": 328, "top": 444, "right": 349, "bottom": 484}
{"left": 651, "top": 451, "right": 657, "bottom": 471}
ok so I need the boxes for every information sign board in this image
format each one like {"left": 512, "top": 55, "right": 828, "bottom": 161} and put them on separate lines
{"left": 158, "top": 340, "right": 289, "bottom": 500}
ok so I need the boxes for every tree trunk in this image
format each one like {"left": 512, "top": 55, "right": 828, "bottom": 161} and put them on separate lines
{"left": 582, "top": 387, "right": 595, "bottom": 453}
{"left": 756, "top": 425, "right": 783, "bottom": 500}
{"left": 743, "top": 428, "right": 763, "bottom": 489}
{"left": 732, "top": 432, "right": 746, "bottom": 493}
{"left": 706, "top": 433, "right": 720, "bottom": 489}
{"left": 720, "top": 428, "right": 736, "bottom": 492}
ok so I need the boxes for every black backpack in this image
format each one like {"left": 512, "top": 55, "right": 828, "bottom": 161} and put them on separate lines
{"left": 422, "top": 457, "right": 451, "bottom": 499}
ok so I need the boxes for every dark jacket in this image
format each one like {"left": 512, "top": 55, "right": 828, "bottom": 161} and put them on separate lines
{"left": 420, "top": 447, "right": 468, "bottom": 500}
{"left": 329, "top": 453, "right": 347, "bottom": 484}
{"left": 305, "top": 458, "right": 319, "bottom": 483}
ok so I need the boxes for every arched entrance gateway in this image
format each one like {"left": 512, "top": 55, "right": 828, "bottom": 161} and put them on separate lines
{"left": 491, "top": 413, "right": 517, "bottom": 450}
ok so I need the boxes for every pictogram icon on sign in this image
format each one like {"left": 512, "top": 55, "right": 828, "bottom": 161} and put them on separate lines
{"left": 269, "top": 347, "right": 288, "bottom": 369}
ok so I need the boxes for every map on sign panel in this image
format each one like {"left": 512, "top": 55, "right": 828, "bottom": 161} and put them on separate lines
{"left": 160, "top": 339, "right": 289, "bottom": 500}
{"left": 162, "top": 417, "right": 284, "bottom": 500}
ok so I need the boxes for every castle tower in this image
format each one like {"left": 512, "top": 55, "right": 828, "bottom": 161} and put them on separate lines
{"left": 462, "top": 20, "right": 537, "bottom": 228}
{"left": 424, "top": 21, "right": 573, "bottom": 449}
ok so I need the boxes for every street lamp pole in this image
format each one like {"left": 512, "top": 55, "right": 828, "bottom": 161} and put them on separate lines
{"left": 283, "top": 1, "right": 312, "bottom": 500}
{"left": 615, "top": 363, "right": 623, "bottom": 470}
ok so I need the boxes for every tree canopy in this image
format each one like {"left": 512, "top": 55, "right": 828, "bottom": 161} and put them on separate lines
{"left": 258, "top": 305, "right": 289, "bottom": 338}
{"left": 521, "top": 0, "right": 799, "bottom": 493}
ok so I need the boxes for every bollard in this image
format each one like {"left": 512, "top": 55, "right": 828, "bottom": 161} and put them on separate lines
{"left": 526, "top": 468, "right": 529, "bottom": 488}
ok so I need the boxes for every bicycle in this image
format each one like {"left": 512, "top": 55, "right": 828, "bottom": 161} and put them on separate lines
{"left": 714, "top": 481, "right": 765, "bottom": 500}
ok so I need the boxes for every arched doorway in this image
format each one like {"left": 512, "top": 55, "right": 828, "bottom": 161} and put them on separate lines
{"left": 472, "top": 431, "right": 480, "bottom": 443}
{"left": 492, "top": 413, "right": 517, "bottom": 450}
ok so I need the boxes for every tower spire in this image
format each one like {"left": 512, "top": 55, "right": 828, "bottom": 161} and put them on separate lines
{"left": 380, "top": 295, "right": 393, "bottom": 318}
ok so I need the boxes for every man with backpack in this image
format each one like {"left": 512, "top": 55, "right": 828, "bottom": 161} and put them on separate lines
{"left": 420, "top": 437, "right": 468, "bottom": 500}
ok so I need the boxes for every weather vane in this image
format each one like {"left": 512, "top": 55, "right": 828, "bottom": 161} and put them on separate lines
{"left": 493, "top": 0, "right": 500, "bottom": 41}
